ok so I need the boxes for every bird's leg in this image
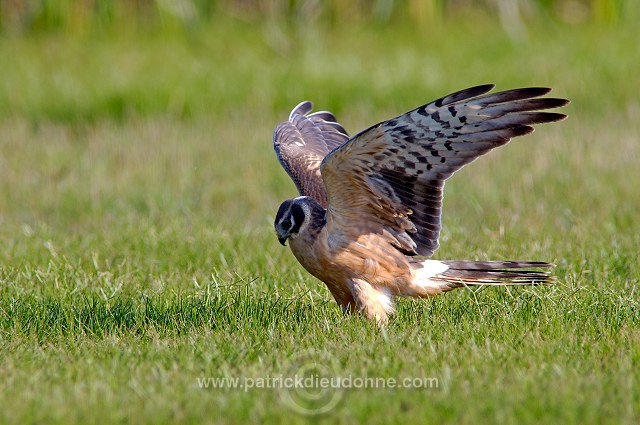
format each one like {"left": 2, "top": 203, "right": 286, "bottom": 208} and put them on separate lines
{"left": 348, "top": 278, "right": 394, "bottom": 326}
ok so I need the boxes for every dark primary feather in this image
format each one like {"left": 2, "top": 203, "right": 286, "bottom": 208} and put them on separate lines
{"left": 273, "top": 101, "right": 349, "bottom": 208}
{"left": 321, "top": 85, "right": 569, "bottom": 257}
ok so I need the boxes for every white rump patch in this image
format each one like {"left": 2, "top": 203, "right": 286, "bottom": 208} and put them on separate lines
{"left": 413, "top": 260, "right": 449, "bottom": 284}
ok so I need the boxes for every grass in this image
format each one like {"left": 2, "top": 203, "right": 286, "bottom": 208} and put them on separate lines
{"left": 1, "top": 13, "right": 639, "bottom": 425}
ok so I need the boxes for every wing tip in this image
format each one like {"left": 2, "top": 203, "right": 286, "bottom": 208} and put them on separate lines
{"left": 520, "top": 87, "right": 553, "bottom": 97}
{"left": 541, "top": 99, "right": 571, "bottom": 112}
{"left": 508, "top": 112, "right": 567, "bottom": 136}
{"left": 547, "top": 112, "right": 568, "bottom": 122}
{"left": 510, "top": 125, "right": 535, "bottom": 137}
{"left": 436, "top": 84, "right": 496, "bottom": 106}
{"left": 476, "top": 87, "right": 570, "bottom": 107}
{"left": 476, "top": 83, "right": 497, "bottom": 92}
{"left": 529, "top": 111, "right": 568, "bottom": 123}
{"left": 289, "top": 101, "right": 313, "bottom": 119}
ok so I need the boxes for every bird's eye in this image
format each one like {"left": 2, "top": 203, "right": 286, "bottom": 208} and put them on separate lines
{"left": 282, "top": 219, "right": 291, "bottom": 229}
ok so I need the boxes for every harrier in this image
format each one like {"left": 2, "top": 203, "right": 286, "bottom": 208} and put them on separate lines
{"left": 273, "top": 85, "right": 568, "bottom": 325}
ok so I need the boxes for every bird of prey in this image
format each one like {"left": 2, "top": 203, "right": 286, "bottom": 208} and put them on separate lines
{"left": 273, "top": 85, "right": 568, "bottom": 325}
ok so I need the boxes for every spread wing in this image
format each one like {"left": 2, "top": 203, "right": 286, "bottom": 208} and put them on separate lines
{"left": 274, "top": 101, "right": 349, "bottom": 208}
{"left": 320, "top": 84, "right": 569, "bottom": 257}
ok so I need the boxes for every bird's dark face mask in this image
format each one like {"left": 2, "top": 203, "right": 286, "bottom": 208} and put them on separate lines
{"left": 274, "top": 200, "right": 304, "bottom": 246}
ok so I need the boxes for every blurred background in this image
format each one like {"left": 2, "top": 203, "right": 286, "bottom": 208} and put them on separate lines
{"left": 0, "top": 0, "right": 636, "bottom": 121}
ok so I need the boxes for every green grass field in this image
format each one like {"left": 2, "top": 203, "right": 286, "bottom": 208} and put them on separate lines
{"left": 1, "top": 11, "right": 639, "bottom": 425}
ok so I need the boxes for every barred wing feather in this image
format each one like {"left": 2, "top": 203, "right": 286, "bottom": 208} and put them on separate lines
{"left": 321, "top": 85, "right": 568, "bottom": 257}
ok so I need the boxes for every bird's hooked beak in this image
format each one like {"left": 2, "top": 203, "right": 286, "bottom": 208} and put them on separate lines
{"left": 277, "top": 230, "right": 289, "bottom": 246}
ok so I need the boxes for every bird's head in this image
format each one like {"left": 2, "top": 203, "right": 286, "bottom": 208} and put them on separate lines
{"left": 274, "top": 196, "right": 322, "bottom": 246}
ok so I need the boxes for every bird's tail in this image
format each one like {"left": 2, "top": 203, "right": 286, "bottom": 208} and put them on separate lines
{"left": 436, "top": 260, "right": 556, "bottom": 286}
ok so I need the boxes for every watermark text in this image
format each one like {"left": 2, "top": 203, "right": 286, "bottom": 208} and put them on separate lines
{"left": 197, "top": 374, "right": 438, "bottom": 391}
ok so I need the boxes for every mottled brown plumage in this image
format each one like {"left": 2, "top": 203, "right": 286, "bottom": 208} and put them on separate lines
{"left": 274, "top": 85, "right": 568, "bottom": 325}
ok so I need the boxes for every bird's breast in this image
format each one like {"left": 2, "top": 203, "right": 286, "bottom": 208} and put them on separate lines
{"left": 288, "top": 228, "right": 339, "bottom": 283}
{"left": 288, "top": 228, "right": 410, "bottom": 292}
